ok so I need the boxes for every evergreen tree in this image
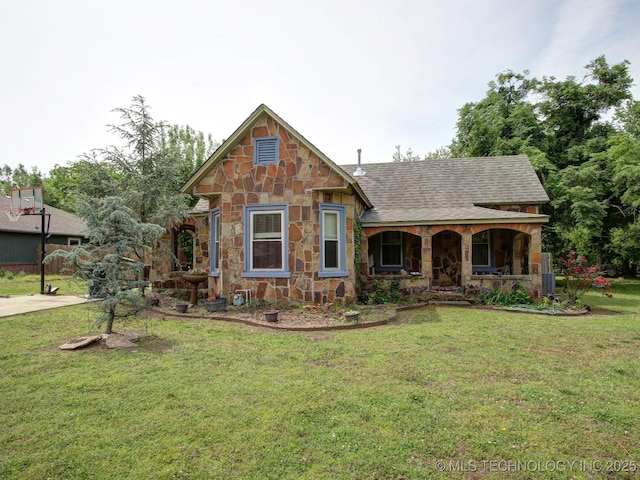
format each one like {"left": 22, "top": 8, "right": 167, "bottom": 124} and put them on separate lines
{"left": 48, "top": 197, "right": 165, "bottom": 334}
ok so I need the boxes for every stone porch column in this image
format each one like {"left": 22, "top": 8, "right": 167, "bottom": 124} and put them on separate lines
{"left": 529, "top": 226, "right": 543, "bottom": 294}
{"left": 422, "top": 228, "right": 432, "bottom": 287}
{"left": 359, "top": 234, "right": 370, "bottom": 276}
{"left": 512, "top": 234, "right": 523, "bottom": 275}
{"left": 461, "top": 227, "right": 473, "bottom": 286}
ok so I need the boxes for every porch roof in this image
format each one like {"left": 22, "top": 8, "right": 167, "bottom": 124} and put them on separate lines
{"left": 343, "top": 155, "right": 550, "bottom": 225}
{"left": 359, "top": 206, "right": 549, "bottom": 225}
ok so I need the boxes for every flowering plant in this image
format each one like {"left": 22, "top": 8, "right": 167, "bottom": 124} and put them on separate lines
{"left": 186, "top": 267, "right": 210, "bottom": 275}
{"left": 559, "top": 250, "right": 612, "bottom": 307}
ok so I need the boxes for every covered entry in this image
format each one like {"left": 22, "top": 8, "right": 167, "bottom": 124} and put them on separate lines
{"left": 431, "top": 230, "right": 462, "bottom": 287}
{"left": 171, "top": 223, "right": 196, "bottom": 272}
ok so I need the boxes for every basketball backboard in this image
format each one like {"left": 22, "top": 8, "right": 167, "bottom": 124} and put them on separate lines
{"left": 10, "top": 186, "right": 44, "bottom": 214}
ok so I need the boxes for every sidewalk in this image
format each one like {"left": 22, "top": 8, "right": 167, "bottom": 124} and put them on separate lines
{"left": 0, "top": 294, "right": 89, "bottom": 318}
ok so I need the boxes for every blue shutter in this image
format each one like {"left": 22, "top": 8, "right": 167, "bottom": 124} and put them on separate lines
{"left": 255, "top": 137, "right": 279, "bottom": 164}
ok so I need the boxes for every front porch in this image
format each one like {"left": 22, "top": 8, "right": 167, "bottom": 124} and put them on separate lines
{"left": 361, "top": 223, "right": 546, "bottom": 297}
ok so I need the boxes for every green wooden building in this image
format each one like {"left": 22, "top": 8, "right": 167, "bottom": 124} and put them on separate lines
{"left": 1, "top": 196, "right": 87, "bottom": 273}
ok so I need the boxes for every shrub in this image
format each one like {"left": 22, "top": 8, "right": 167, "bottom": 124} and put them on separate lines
{"left": 0, "top": 269, "right": 15, "bottom": 279}
{"left": 363, "top": 279, "right": 402, "bottom": 305}
{"left": 560, "top": 250, "right": 612, "bottom": 307}
{"left": 479, "top": 284, "right": 533, "bottom": 306}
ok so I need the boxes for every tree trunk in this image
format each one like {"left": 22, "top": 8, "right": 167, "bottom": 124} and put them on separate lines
{"left": 105, "top": 306, "right": 116, "bottom": 334}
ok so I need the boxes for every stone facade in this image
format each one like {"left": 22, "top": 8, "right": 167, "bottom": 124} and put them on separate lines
{"left": 191, "top": 114, "right": 363, "bottom": 304}
{"left": 164, "top": 106, "right": 550, "bottom": 304}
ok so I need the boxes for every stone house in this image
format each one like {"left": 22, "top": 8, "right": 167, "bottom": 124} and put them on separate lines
{"left": 152, "top": 104, "right": 550, "bottom": 303}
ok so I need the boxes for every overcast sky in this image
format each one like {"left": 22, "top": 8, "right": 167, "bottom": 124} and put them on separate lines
{"left": 2, "top": 0, "right": 639, "bottom": 176}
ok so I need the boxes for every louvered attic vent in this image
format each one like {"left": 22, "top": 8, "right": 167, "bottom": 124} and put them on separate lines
{"left": 254, "top": 137, "right": 279, "bottom": 164}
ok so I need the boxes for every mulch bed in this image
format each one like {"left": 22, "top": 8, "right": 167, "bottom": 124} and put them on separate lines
{"left": 151, "top": 302, "right": 412, "bottom": 331}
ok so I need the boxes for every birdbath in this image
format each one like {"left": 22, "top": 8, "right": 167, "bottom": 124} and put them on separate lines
{"left": 182, "top": 273, "right": 208, "bottom": 306}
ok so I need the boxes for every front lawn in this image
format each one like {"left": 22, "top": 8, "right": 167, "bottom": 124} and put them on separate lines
{"left": 0, "top": 273, "right": 87, "bottom": 296}
{"left": 0, "top": 279, "right": 638, "bottom": 479}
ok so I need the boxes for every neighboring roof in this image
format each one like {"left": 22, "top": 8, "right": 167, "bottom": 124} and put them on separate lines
{"left": 180, "top": 104, "right": 372, "bottom": 208}
{"left": 0, "top": 196, "right": 87, "bottom": 236}
{"left": 342, "top": 155, "right": 550, "bottom": 225}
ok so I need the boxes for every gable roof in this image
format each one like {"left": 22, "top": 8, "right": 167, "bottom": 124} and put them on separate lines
{"left": 343, "top": 155, "right": 550, "bottom": 225}
{"left": 181, "top": 104, "right": 372, "bottom": 208}
{"left": 0, "top": 196, "right": 87, "bottom": 236}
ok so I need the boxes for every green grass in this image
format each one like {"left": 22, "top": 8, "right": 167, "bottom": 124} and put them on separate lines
{"left": 0, "top": 273, "right": 87, "bottom": 296}
{"left": 1, "top": 279, "right": 639, "bottom": 479}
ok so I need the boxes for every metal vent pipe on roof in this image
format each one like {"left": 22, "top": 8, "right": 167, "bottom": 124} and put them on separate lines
{"left": 353, "top": 148, "right": 365, "bottom": 176}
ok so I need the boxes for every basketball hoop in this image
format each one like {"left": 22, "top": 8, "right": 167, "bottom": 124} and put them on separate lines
{"left": 4, "top": 208, "right": 24, "bottom": 222}
{"left": 6, "top": 186, "right": 48, "bottom": 295}
{"left": 5, "top": 187, "right": 43, "bottom": 222}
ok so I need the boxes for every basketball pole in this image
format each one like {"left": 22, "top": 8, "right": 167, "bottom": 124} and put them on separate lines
{"left": 8, "top": 187, "right": 48, "bottom": 294}
{"left": 40, "top": 208, "right": 45, "bottom": 295}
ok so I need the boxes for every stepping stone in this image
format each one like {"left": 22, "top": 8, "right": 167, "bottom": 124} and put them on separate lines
{"left": 105, "top": 333, "right": 138, "bottom": 349}
{"left": 59, "top": 335, "right": 101, "bottom": 350}
{"left": 123, "top": 332, "right": 140, "bottom": 342}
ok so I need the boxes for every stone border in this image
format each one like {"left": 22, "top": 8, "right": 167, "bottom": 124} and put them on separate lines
{"left": 152, "top": 301, "right": 599, "bottom": 333}
{"left": 151, "top": 303, "right": 430, "bottom": 332}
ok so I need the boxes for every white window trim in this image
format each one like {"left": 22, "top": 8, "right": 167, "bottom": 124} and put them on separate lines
{"left": 242, "top": 204, "right": 291, "bottom": 278}
{"left": 319, "top": 204, "right": 349, "bottom": 277}
{"left": 380, "top": 231, "right": 403, "bottom": 267}
{"left": 472, "top": 231, "right": 491, "bottom": 267}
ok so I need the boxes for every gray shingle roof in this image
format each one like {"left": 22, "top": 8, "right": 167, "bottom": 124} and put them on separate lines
{"left": 0, "top": 196, "right": 87, "bottom": 236}
{"left": 192, "top": 198, "right": 209, "bottom": 214}
{"left": 341, "top": 155, "right": 549, "bottom": 224}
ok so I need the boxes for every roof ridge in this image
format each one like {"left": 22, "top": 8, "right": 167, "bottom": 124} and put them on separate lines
{"left": 341, "top": 154, "right": 527, "bottom": 168}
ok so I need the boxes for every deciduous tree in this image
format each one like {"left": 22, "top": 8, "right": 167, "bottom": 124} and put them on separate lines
{"left": 447, "top": 56, "right": 635, "bottom": 269}
{"left": 0, "top": 164, "right": 44, "bottom": 196}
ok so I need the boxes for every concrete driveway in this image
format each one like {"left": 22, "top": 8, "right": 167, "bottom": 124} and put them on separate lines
{"left": 0, "top": 294, "right": 89, "bottom": 318}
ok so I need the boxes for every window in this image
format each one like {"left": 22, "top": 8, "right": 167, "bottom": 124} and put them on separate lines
{"left": 209, "top": 208, "right": 220, "bottom": 276}
{"left": 323, "top": 211, "right": 339, "bottom": 268}
{"left": 381, "top": 231, "right": 402, "bottom": 267}
{"left": 472, "top": 231, "right": 490, "bottom": 266}
{"left": 243, "top": 204, "right": 290, "bottom": 278}
{"left": 67, "top": 237, "right": 81, "bottom": 246}
{"left": 319, "top": 204, "right": 348, "bottom": 277}
{"left": 254, "top": 137, "right": 279, "bottom": 164}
